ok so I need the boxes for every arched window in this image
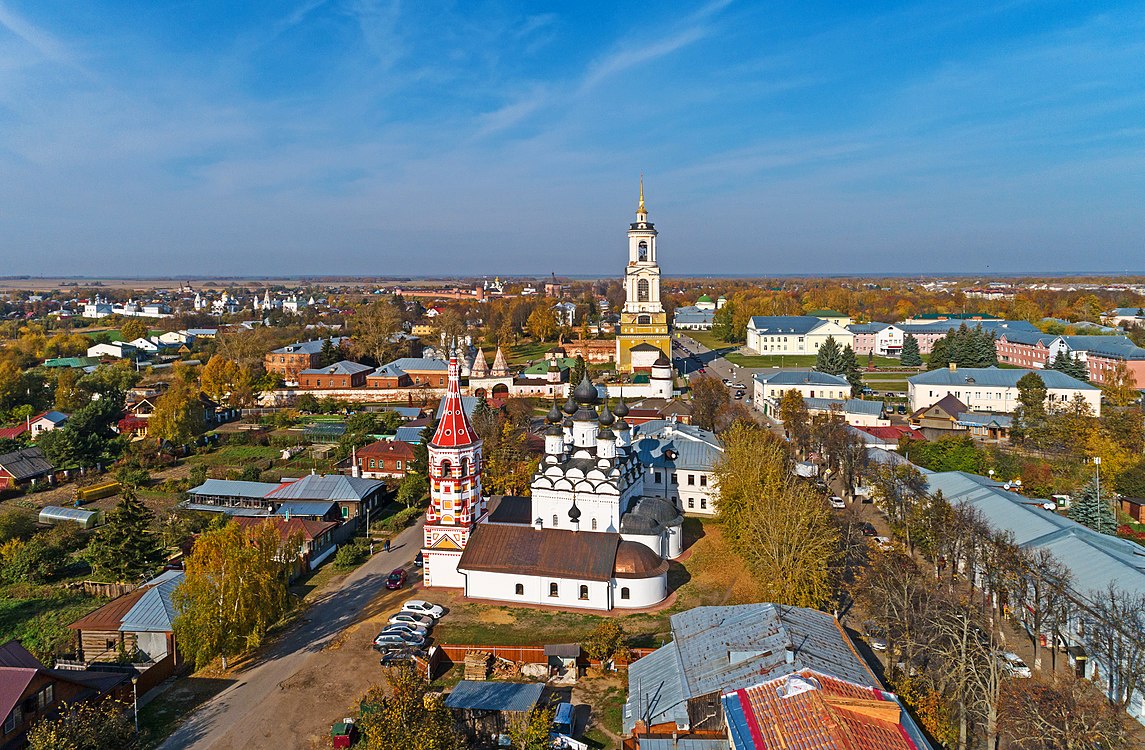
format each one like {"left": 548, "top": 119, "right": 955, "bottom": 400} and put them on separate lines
{"left": 579, "top": 585, "right": 589, "bottom": 600}
{"left": 460, "top": 458, "right": 469, "bottom": 477}
{"left": 637, "top": 279, "right": 650, "bottom": 302}
{"left": 638, "top": 241, "right": 648, "bottom": 262}
{"left": 553, "top": 514, "right": 559, "bottom": 527}
{"left": 621, "top": 587, "right": 630, "bottom": 600}
{"left": 549, "top": 582, "right": 559, "bottom": 597}
{"left": 515, "top": 583, "right": 524, "bottom": 595}
{"left": 591, "top": 518, "right": 598, "bottom": 531}
{"left": 440, "top": 459, "right": 452, "bottom": 478}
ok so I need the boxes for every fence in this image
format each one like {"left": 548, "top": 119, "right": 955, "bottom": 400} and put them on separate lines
{"left": 432, "top": 643, "right": 655, "bottom": 672}
{"left": 65, "top": 580, "right": 137, "bottom": 598}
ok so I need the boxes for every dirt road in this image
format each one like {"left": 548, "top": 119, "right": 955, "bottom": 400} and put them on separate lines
{"left": 157, "top": 519, "right": 426, "bottom": 749}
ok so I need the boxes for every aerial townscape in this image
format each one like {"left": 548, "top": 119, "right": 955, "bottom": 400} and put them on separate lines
{"left": 1, "top": 3, "right": 1143, "bottom": 750}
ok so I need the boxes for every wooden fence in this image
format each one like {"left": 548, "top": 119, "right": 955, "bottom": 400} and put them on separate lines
{"left": 65, "top": 580, "right": 137, "bottom": 598}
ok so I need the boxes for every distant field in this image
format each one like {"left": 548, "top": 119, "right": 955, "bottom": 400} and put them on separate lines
{"left": 78, "top": 327, "right": 164, "bottom": 342}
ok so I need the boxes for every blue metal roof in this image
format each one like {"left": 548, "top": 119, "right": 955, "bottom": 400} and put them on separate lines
{"left": 268, "top": 473, "right": 384, "bottom": 502}
{"left": 300, "top": 360, "right": 374, "bottom": 376}
{"left": 925, "top": 472, "right": 1145, "bottom": 601}
{"left": 846, "top": 322, "right": 890, "bottom": 334}
{"left": 271, "top": 337, "right": 347, "bottom": 355}
{"left": 624, "top": 604, "right": 876, "bottom": 733}
{"left": 181, "top": 503, "right": 271, "bottom": 517}
{"left": 956, "top": 412, "right": 1013, "bottom": 428}
{"left": 120, "top": 571, "right": 183, "bottom": 633}
{"left": 908, "top": 366, "right": 1098, "bottom": 390}
{"left": 753, "top": 370, "right": 850, "bottom": 387}
{"left": 746, "top": 316, "right": 827, "bottom": 335}
{"left": 274, "top": 500, "right": 337, "bottom": 518}
{"left": 803, "top": 397, "right": 884, "bottom": 416}
{"left": 631, "top": 421, "right": 724, "bottom": 471}
{"left": 394, "top": 425, "right": 426, "bottom": 443}
{"left": 186, "top": 479, "right": 279, "bottom": 498}
{"left": 444, "top": 680, "right": 544, "bottom": 712}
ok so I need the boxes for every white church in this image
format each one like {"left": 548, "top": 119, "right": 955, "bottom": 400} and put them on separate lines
{"left": 421, "top": 187, "right": 693, "bottom": 611}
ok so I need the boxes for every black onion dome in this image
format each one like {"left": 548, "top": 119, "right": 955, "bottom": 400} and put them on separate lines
{"left": 613, "top": 397, "right": 629, "bottom": 418}
{"left": 574, "top": 375, "right": 598, "bottom": 405}
{"left": 546, "top": 401, "right": 563, "bottom": 424}
{"left": 568, "top": 499, "right": 582, "bottom": 521}
{"left": 598, "top": 400, "right": 615, "bottom": 427}
{"left": 562, "top": 394, "right": 578, "bottom": 415}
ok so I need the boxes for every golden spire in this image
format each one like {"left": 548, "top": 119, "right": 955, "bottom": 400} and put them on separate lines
{"left": 638, "top": 174, "right": 646, "bottom": 214}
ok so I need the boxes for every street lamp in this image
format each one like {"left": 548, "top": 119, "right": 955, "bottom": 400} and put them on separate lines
{"left": 132, "top": 675, "right": 139, "bottom": 733}
{"left": 1093, "top": 456, "right": 1103, "bottom": 514}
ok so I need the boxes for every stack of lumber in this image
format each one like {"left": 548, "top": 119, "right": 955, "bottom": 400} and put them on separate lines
{"left": 464, "top": 651, "right": 491, "bottom": 680}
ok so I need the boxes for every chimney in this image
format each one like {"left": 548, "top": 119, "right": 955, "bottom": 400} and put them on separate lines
{"left": 948, "top": 362, "right": 957, "bottom": 372}
{"left": 785, "top": 645, "right": 795, "bottom": 664}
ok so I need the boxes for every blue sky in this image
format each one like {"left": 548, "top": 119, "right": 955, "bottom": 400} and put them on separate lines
{"left": 0, "top": 1, "right": 1142, "bottom": 277}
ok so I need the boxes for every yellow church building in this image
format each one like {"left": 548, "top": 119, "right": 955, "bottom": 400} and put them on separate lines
{"left": 616, "top": 180, "right": 671, "bottom": 372}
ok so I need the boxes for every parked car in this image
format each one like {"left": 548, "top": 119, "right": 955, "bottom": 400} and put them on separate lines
{"left": 379, "top": 648, "right": 419, "bottom": 665}
{"left": 385, "top": 568, "right": 408, "bottom": 590}
{"left": 374, "top": 631, "right": 425, "bottom": 650}
{"left": 734, "top": 391, "right": 744, "bottom": 400}
{"left": 722, "top": 378, "right": 732, "bottom": 386}
{"left": 414, "top": 551, "right": 423, "bottom": 567}
{"left": 873, "top": 536, "right": 895, "bottom": 551}
{"left": 829, "top": 496, "right": 846, "bottom": 509}
{"left": 382, "top": 622, "right": 429, "bottom": 639}
{"left": 402, "top": 600, "right": 445, "bottom": 619}
{"left": 860, "top": 522, "right": 878, "bottom": 537}
{"left": 862, "top": 622, "right": 887, "bottom": 651}
{"left": 389, "top": 612, "right": 434, "bottom": 629}
{"left": 1000, "top": 652, "right": 1032, "bottom": 678}
{"left": 733, "top": 382, "right": 746, "bottom": 389}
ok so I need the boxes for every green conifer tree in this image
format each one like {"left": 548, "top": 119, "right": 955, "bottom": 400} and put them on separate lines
{"left": 1067, "top": 477, "right": 1117, "bottom": 535}
{"left": 815, "top": 336, "right": 845, "bottom": 374}
{"left": 900, "top": 334, "right": 922, "bottom": 367}
{"left": 840, "top": 345, "right": 863, "bottom": 396}
{"left": 87, "top": 488, "right": 163, "bottom": 582}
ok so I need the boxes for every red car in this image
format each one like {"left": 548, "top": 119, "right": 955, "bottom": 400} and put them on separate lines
{"left": 385, "top": 568, "right": 408, "bottom": 590}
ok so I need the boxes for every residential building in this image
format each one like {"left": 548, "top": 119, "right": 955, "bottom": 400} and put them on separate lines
{"left": 624, "top": 604, "right": 879, "bottom": 737}
{"left": 803, "top": 397, "right": 888, "bottom": 427}
{"left": 86, "top": 342, "right": 137, "bottom": 360}
{"left": 350, "top": 440, "right": 416, "bottom": 479}
{"left": 616, "top": 180, "right": 671, "bottom": 372}
{"left": 1102, "top": 306, "right": 1145, "bottom": 327}
{"left": 298, "top": 360, "right": 374, "bottom": 389}
{"left": 65, "top": 571, "right": 185, "bottom": 694}
{"left": 723, "top": 670, "right": 933, "bottom": 750}
{"left": 907, "top": 365, "right": 1101, "bottom": 415}
{"left": 0, "top": 448, "right": 53, "bottom": 490}
{"left": 0, "top": 411, "right": 67, "bottom": 441}
{"left": 751, "top": 370, "right": 852, "bottom": 420}
{"left": 925, "top": 471, "right": 1145, "bottom": 724}
{"left": 263, "top": 337, "right": 348, "bottom": 379}
{"left": 673, "top": 294, "right": 718, "bottom": 330}
{"left": 364, "top": 357, "right": 448, "bottom": 389}
{"left": 632, "top": 420, "right": 723, "bottom": 515}
{"left": 232, "top": 516, "right": 339, "bottom": 574}
{"left": 746, "top": 315, "right": 853, "bottom": 356}
{"left": 1, "top": 640, "right": 130, "bottom": 750}
{"left": 909, "top": 394, "right": 1013, "bottom": 441}
{"left": 183, "top": 474, "right": 386, "bottom": 525}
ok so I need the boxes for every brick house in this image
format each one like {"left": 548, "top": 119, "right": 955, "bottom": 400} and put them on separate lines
{"left": 264, "top": 337, "right": 349, "bottom": 380}
{"left": 298, "top": 360, "right": 374, "bottom": 389}
{"left": 1, "top": 640, "right": 130, "bottom": 750}
{"left": 350, "top": 440, "right": 416, "bottom": 479}
{"left": 365, "top": 357, "right": 448, "bottom": 389}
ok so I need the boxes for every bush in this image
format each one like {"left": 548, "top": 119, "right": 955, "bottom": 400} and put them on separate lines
{"left": 0, "top": 509, "right": 35, "bottom": 543}
{"left": 114, "top": 465, "right": 152, "bottom": 489}
{"left": 380, "top": 506, "right": 423, "bottom": 533}
{"left": 333, "top": 541, "right": 368, "bottom": 570}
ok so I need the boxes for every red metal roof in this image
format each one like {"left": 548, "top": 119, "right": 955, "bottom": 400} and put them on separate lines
{"left": 430, "top": 356, "right": 477, "bottom": 448}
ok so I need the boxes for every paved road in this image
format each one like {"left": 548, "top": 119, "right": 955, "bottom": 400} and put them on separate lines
{"left": 158, "top": 519, "right": 425, "bottom": 750}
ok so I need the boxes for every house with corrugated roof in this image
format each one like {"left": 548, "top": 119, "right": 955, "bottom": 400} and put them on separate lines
{"left": 907, "top": 365, "right": 1101, "bottom": 415}
{"left": 624, "top": 604, "right": 879, "bottom": 739}
{"left": 65, "top": 570, "right": 185, "bottom": 696}
{"left": 746, "top": 316, "right": 853, "bottom": 356}
{"left": 1, "top": 640, "right": 130, "bottom": 750}
{"left": 0, "top": 448, "right": 53, "bottom": 491}
{"left": 631, "top": 420, "right": 724, "bottom": 516}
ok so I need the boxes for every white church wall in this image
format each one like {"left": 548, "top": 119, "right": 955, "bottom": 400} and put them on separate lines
{"left": 462, "top": 570, "right": 613, "bottom": 610}
{"left": 611, "top": 574, "right": 667, "bottom": 609}
{"left": 424, "top": 549, "right": 465, "bottom": 588}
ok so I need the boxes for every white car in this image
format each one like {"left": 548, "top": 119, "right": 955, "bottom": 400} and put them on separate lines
{"left": 1000, "top": 652, "right": 1032, "bottom": 678}
{"left": 389, "top": 612, "right": 434, "bottom": 629}
{"left": 829, "top": 496, "right": 846, "bottom": 509}
{"left": 873, "top": 536, "right": 895, "bottom": 551}
{"left": 402, "top": 600, "right": 445, "bottom": 619}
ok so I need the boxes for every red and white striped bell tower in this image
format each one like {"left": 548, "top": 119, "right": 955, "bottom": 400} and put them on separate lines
{"left": 422, "top": 352, "right": 483, "bottom": 588}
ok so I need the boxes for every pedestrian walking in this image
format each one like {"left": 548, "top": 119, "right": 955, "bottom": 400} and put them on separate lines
{"left": 383, "top": 538, "right": 391, "bottom": 553}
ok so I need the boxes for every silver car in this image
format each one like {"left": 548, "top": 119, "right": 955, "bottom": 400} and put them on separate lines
{"left": 374, "top": 631, "right": 425, "bottom": 649}
{"left": 383, "top": 622, "right": 429, "bottom": 639}
{"left": 389, "top": 612, "right": 434, "bottom": 629}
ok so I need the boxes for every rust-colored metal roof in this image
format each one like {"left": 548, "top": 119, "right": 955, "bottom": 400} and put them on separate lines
{"left": 613, "top": 541, "right": 668, "bottom": 579}
{"left": 69, "top": 586, "right": 149, "bottom": 632}
{"left": 458, "top": 524, "right": 619, "bottom": 581}
{"left": 233, "top": 516, "right": 338, "bottom": 542}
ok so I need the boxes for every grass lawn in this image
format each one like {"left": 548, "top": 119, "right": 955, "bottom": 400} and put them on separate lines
{"left": 684, "top": 330, "right": 739, "bottom": 351}
{"left": 862, "top": 374, "right": 909, "bottom": 392}
{"left": 504, "top": 342, "right": 551, "bottom": 366}
{"left": 0, "top": 582, "right": 107, "bottom": 663}
{"left": 78, "top": 328, "right": 164, "bottom": 342}
{"left": 725, "top": 352, "right": 904, "bottom": 369}
{"left": 187, "top": 445, "right": 283, "bottom": 467}
{"left": 138, "top": 674, "right": 235, "bottom": 749}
